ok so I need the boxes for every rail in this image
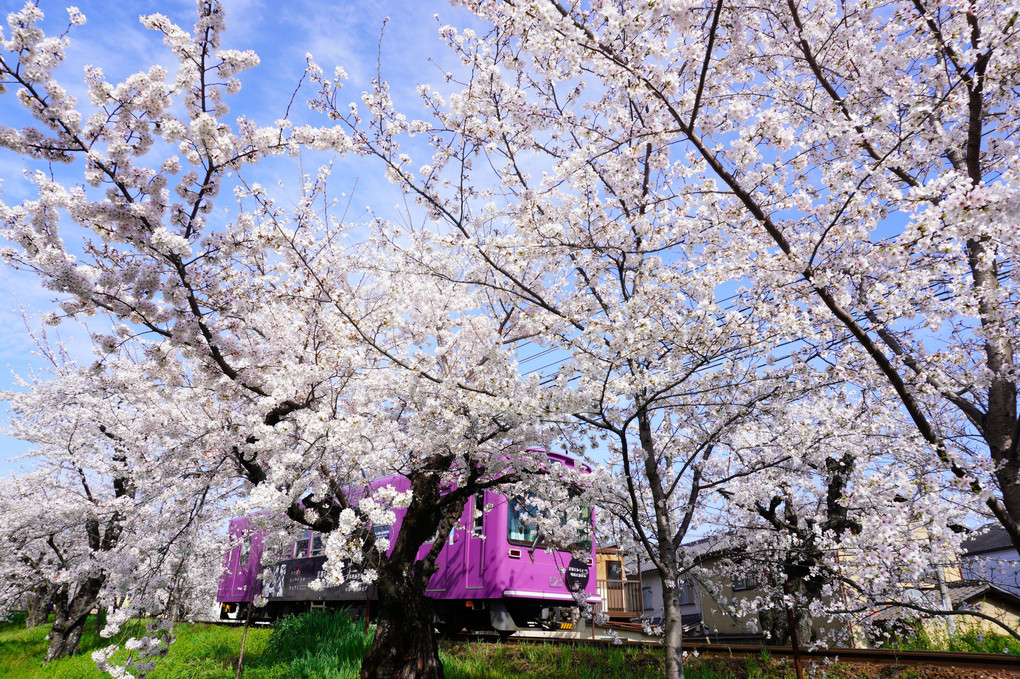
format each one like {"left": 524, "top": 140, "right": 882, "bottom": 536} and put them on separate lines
{"left": 204, "top": 618, "right": 1020, "bottom": 671}
{"left": 457, "top": 633, "right": 1020, "bottom": 672}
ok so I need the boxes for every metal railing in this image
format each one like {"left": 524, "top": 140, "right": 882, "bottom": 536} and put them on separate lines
{"left": 597, "top": 579, "right": 642, "bottom": 616}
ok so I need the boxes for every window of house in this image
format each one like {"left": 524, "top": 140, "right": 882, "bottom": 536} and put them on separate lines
{"left": 678, "top": 580, "right": 695, "bottom": 605}
{"left": 643, "top": 586, "right": 654, "bottom": 610}
{"left": 731, "top": 574, "right": 757, "bottom": 591}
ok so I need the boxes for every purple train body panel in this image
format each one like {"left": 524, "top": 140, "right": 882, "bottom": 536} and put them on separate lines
{"left": 217, "top": 450, "right": 597, "bottom": 632}
{"left": 217, "top": 517, "right": 265, "bottom": 604}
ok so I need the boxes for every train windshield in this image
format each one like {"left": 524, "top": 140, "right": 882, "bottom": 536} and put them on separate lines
{"left": 507, "top": 496, "right": 592, "bottom": 551}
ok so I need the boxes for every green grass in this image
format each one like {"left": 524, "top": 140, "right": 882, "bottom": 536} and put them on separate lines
{"left": 442, "top": 641, "right": 668, "bottom": 679}
{"left": 945, "top": 627, "right": 1020, "bottom": 655}
{"left": 0, "top": 613, "right": 120, "bottom": 679}
{"left": 0, "top": 613, "right": 277, "bottom": 679}
{"left": 439, "top": 641, "right": 756, "bottom": 679}
{"left": 9, "top": 611, "right": 1008, "bottom": 679}
{"left": 0, "top": 611, "right": 374, "bottom": 679}
{"left": 3, "top": 613, "right": 676, "bottom": 679}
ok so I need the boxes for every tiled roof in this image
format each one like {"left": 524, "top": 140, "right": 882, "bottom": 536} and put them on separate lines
{"left": 961, "top": 523, "right": 1015, "bottom": 556}
{"left": 867, "top": 582, "right": 1020, "bottom": 621}
{"left": 947, "top": 579, "right": 1020, "bottom": 606}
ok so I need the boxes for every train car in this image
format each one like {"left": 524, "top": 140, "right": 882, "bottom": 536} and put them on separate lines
{"left": 217, "top": 450, "right": 598, "bottom": 634}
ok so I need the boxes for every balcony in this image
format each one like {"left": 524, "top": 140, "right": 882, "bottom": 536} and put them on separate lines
{"left": 597, "top": 579, "right": 642, "bottom": 619}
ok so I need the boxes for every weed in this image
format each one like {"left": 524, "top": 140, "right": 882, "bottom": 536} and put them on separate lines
{"left": 946, "top": 628, "right": 1020, "bottom": 655}
{"left": 884, "top": 620, "right": 1020, "bottom": 656}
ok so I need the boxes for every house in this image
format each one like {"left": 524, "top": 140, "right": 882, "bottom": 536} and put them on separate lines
{"left": 632, "top": 535, "right": 764, "bottom": 640}
{"left": 945, "top": 580, "right": 1020, "bottom": 634}
{"left": 637, "top": 565, "right": 706, "bottom": 635}
{"left": 594, "top": 547, "right": 642, "bottom": 620}
{"left": 959, "top": 523, "right": 1020, "bottom": 597}
{"left": 634, "top": 535, "right": 851, "bottom": 644}
{"left": 594, "top": 543, "right": 712, "bottom": 633}
{"left": 616, "top": 525, "right": 1020, "bottom": 645}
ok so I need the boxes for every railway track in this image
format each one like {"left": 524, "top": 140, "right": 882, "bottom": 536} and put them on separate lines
{"left": 201, "top": 618, "right": 1020, "bottom": 672}
{"left": 678, "top": 644, "right": 1020, "bottom": 672}
{"left": 450, "top": 627, "right": 1020, "bottom": 673}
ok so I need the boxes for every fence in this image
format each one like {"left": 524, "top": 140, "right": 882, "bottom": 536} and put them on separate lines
{"left": 596, "top": 579, "right": 642, "bottom": 618}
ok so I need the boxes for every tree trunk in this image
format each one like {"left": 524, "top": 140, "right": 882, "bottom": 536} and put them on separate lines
{"left": 783, "top": 553, "right": 823, "bottom": 645}
{"left": 359, "top": 564, "right": 443, "bottom": 679}
{"left": 758, "top": 602, "right": 788, "bottom": 643}
{"left": 662, "top": 585, "right": 685, "bottom": 679}
{"left": 45, "top": 615, "right": 88, "bottom": 662}
{"left": 45, "top": 577, "right": 103, "bottom": 662}
{"left": 25, "top": 587, "right": 50, "bottom": 627}
{"left": 636, "top": 407, "right": 686, "bottom": 679}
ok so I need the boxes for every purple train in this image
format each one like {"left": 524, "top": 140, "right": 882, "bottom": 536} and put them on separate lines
{"left": 217, "top": 451, "right": 597, "bottom": 634}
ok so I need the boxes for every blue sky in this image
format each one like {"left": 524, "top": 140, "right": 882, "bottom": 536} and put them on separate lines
{"left": 0, "top": 0, "right": 487, "bottom": 473}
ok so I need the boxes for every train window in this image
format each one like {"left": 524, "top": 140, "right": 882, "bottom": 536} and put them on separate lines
{"left": 237, "top": 537, "right": 251, "bottom": 569}
{"left": 471, "top": 494, "right": 484, "bottom": 537}
{"left": 575, "top": 506, "right": 593, "bottom": 551}
{"left": 507, "top": 496, "right": 592, "bottom": 550}
{"left": 508, "top": 497, "right": 541, "bottom": 546}
{"left": 309, "top": 532, "right": 324, "bottom": 557}
{"left": 293, "top": 532, "right": 310, "bottom": 559}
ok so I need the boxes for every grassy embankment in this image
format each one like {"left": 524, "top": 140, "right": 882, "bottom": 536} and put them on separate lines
{"left": 3, "top": 611, "right": 1018, "bottom": 679}
{"left": 1, "top": 611, "right": 671, "bottom": 679}
{"left": 0, "top": 611, "right": 686, "bottom": 679}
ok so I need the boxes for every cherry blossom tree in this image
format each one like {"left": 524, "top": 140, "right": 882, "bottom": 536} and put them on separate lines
{"left": 441, "top": 0, "right": 1020, "bottom": 557}
{"left": 0, "top": 341, "right": 222, "bottom": 660}
{"left": 703, "top": 387, "right": 1020, "bottom": 646}
{"left": 0, "top": 4, "right": 579, "bottom": 677}
{"left": 299, "top": 1, "right": 1020, "bottom": 674}
{"left": 6, "top": 1, "right": 1017, "bottom": 678}
{"left": 305, "top": 19, "right": 815, "bottom": 679}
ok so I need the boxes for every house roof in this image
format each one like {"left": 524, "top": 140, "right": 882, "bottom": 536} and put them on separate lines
{"left": 961, "top": 523, "right": 1016, "bottom": 556}
{"left": 947, "top": 579, "right": 1020, "bottom": 608}
{"left": 638, "top": 534, "right": 746, "bottom": 577}
{"left": 867, "top": 581, "right": 1020, "bottom": 622}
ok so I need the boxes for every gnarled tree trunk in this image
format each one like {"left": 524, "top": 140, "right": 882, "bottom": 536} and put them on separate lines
{"left": 360, "top": 563, "right": 443, "bottom": 679}
{"left": 45, "top": 577, "right": 103, "bottom": 662}
{"left": 358, "top": 460, "right": 464, "bottom": 679}
{"left": 25, "top": 585, "right": 53, "bottom": 628}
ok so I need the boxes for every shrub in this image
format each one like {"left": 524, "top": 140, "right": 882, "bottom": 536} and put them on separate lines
{"left": 946, "top": 628, "right": 1020, "bottom": 655}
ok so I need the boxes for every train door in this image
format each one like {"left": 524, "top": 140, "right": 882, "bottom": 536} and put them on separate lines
{"left": 465, "top": 493, "right": 485, "bottom": 590}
